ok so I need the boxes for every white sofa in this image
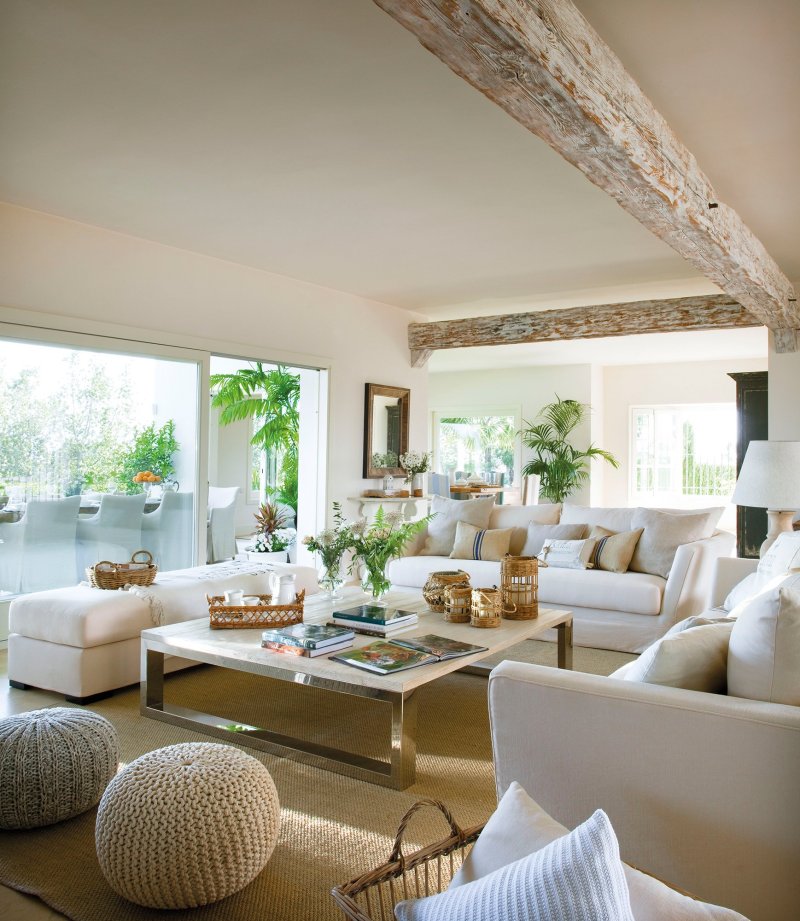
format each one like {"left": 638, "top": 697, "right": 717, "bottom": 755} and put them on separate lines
{"left": 487, "top": 556, "right": 800, "bottom": 921}
{"left": 387, "top": 503, "right": 735, "bottom": 653}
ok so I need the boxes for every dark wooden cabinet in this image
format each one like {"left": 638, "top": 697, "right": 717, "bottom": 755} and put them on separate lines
{"left": 728, "top": 372, "right": 768, "bottom": 558}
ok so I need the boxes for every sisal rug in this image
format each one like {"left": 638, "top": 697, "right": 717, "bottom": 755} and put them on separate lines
{"left": 0, "top": 641, "right": 634, "bottom": 921}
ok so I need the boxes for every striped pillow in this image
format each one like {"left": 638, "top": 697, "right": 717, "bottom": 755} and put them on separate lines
{"left": 589, "top": 526, "right": 644, "bottom": 573}
{"left": 450, "top": 521, "right": 513, "bottom": 562}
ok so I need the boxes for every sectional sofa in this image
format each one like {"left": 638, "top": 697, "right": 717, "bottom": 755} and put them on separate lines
{"left": 387, "top": 500, "right": 734, "bottom": 653}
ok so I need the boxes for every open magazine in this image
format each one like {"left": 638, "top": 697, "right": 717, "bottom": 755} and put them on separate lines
{"left": 331, "top": 635, "right": 487, "bottom": 675}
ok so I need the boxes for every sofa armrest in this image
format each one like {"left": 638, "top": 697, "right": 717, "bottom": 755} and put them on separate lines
{"left": 660, "top": 529, "right": 735, "bottom": 624}
{"left": 488, "top": 661, "right": 800, "bottom": 921}
{"left": 709, "top": 556, "right": 759, "bottom": 608}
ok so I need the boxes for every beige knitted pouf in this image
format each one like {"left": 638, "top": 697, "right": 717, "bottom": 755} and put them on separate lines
{"left": 95, "top": 741, "right": 281, "bottom": 909}
{"left": 0, "top": 707, "right": 119, "bottom": 830}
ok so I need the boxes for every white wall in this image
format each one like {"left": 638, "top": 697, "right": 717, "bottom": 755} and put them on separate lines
{"left": 428, "top": 364, "right": 594, "bottom": 504}
{"left": 602, "top": 357, "right": 767, "bottom": 507}
{"left": 0, "top": 204, "right": 429, "bottom": 538}
{"left": 768, "top": 330, "right": 800, "bottom": 439}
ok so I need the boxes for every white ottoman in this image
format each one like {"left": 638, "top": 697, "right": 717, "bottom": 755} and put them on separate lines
{"left": 95, "top": 742, "right": 281, "bottom": 909}
{"left": 0, "top": 707, "right": 120, "bottom": 829}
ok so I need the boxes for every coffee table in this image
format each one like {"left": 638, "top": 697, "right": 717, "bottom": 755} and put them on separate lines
{"left": 140, "top": 587, "right": 573, "bottom": 789}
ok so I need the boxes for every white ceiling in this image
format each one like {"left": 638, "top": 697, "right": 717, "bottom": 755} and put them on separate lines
{"left": 2, "top": 0, "right": 794, "bottom": 370}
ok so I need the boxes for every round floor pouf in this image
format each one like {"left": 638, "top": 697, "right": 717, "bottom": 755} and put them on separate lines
{"left": 0, "top": 707, "right": 120, "bottom": 830}
{"left": 95, "top": 741, "right": 281, "bottom": 909}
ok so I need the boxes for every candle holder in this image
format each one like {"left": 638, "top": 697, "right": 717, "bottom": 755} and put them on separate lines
{"left": 500, "top": 555, "right": 542, "bottom": 620}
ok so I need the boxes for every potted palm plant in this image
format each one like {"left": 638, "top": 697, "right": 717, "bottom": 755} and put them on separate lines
{"left": 520, "top": 397, "right": 618, "bottom": 503}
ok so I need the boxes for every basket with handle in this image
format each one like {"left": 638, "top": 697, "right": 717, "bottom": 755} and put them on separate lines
{"left": 87, "top": 550, "right": 157, "bottom": 590}
{"left": 500, "top": 554, "right": 542, "bottom": 619}
{"left": 331, "top": 799, "right": 484, "bottom": 921}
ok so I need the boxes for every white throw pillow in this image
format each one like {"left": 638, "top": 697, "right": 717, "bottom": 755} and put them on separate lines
{"left": 614, "top": 623, "right": 733, "bottom": 692}
{"left": 727, "top": 573, "right": 800, "bottom": 704}
{"left": 395, "top": 808, "right": 634, "bottom": 921}
{"left": 756, "top": 531, "right": 800, "bottom": 579}
{"left": 629, "top": 508, "right": 711, "bottom": 579}
{"left": 520, "top": 522, "right": 587, "bottom": 557}
{"left": 538, "top": 537, "right": 597, "bottom": 569}
{"left": 420, "top": 495, "right": 496, "bottom": 557}
{"left": 450, "top": 782, "right": 749, "bottom": 921}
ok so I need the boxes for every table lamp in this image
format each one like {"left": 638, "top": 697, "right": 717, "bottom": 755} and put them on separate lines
{"left": 731, "top": 440, "right": 800, "bottom": 557}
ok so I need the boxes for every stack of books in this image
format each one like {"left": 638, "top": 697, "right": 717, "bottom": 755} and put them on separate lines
{"left": 260, "top": 623, "right": 354, "bottom": 658}
{"left": 328, "top": 604, "right": 419, "bottom": 637}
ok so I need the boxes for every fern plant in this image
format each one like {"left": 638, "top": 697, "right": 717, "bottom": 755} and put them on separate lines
{"left": 520, "top": 397, "right": 618, "bottom": 503}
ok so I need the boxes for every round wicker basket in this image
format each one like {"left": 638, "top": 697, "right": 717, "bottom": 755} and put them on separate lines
{"left": 470, "top": 587, "right": 502, "bottom": 628}
{"left": 422, "top": 570, "right": 471, "bottom": 613}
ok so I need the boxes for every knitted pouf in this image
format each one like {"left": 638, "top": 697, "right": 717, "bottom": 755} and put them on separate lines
{"left": 0, "top": 707, "right": 120, "bottom": 830}
{"left": 95, "top": 741, "right": 281, "bottom": 909}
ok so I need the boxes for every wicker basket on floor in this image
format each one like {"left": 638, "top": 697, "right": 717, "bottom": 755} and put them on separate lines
{"left": 332, "top": 800, "right": 484, "bottom": 921}
{"left": 207, "top": 590, "right": 305, "bottom": 629}
{"left": 87, "top": 550, "right": 157, "bottom": 590}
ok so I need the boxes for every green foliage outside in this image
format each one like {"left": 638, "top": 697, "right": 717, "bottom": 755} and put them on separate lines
{"left": 682, "top": 422, "right": 735, "bottom": 496}
{"left": 439, "top": 416, "right": 516, "bottom": 482}
{"left": 116, "top": 420, "right": 180, "bottom": 493}
{"left": 520, "top": 396, "right": 618, "bottom": 504}
{"left": 210, "top": 363, "right": 300, "bottom": 510}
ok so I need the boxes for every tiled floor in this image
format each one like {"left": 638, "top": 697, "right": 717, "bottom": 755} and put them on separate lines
{"left": 0, "top": 647, "right": 71, "bottom": 919}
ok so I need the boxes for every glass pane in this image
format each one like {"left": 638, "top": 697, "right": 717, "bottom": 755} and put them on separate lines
{"left": 0, "top": 339, "right": 199, "bottom": 597}
{"left": 437, "top": 414, "right": 516, "bottom": 500}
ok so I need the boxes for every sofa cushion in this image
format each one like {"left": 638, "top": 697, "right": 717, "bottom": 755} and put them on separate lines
{"left": 421, "top": 495, "right": 496, "bottom": 556}
{"left": 538, "top": 567, "right": 664, "bottom": 616}
{"left": 612, "top": 622, "right": 734, "bottom": 692}
{"left": 521, "top": 523, "right": 586, "bottom": 557}
{"left": 538, "top": 538, "right": 597, "bottom": 570}
{"left": 450, "top": 521, "right": 513, "bottom": 562}
{"left": 451, "top": 782, "right": 750, "bottom": 921}
{"left": 388, "top": 555, "right": 500, "bottom": 589}
{"left": 756, "top": 531, "right": 800, "bottom": 579}
{"left": 629, "top": 509, "right": 711, "bottom": 579}
{"left": 396, "top": 808, "right": 634, "bottom": 921}
{"left": 560, "top": 504, "right": 635, "bottom": 532}
{"left": 487, "top": 504, "right": 561, "bottom": 554}
{"left": 727, "top": 572, "right": 800, "bottom": 705}
{"left": 589, "top": 526, "right": 644, "bottom": 574}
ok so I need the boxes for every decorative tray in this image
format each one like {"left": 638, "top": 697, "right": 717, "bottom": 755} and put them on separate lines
{"left": 207, "top": 591, "right": 305, "bottom": 629}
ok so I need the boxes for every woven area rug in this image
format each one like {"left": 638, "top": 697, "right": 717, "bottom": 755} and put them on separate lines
{"left": 0, "top": 641, "right": 633, "bottom": 921}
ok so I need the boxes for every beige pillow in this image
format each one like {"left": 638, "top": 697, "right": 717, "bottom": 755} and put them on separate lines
{"left": 728, "top": 573, "right": 800, "bottom": 705}
{"left": 520, "top": 523, "right": 586, "bottom": 557}
{"left": 629, "top": 508, "right": 711, "bottom": 579}
{"left": 614, "top": 622, "right": 734, "bottom": 692}
{"left": 589, "top": 526, "right": 643, "bottom": 574}
{"left": 421, "top": 494, "right": 496, "bottom": 556}
{"left": 450, "top": 521, "right": 513, "bottom": 562}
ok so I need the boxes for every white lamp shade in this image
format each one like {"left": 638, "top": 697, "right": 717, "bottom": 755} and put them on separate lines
{"left": 731, "top": 441, "right": 800, "bottom": 509}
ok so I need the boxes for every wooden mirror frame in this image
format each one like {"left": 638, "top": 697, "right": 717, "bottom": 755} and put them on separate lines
{"left": 363, "top": 383, "right": 410, "bottom": 479}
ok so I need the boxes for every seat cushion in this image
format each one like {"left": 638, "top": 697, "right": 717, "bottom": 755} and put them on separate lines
{"left": 538, "top": 567, "right": 664, "bottom": 616}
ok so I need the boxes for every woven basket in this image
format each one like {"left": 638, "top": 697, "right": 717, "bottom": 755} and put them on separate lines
{"left": 443, "top": 584, "right": 472, "bottom": 623}
{"left": 422, "top": 570, "right": 470, "bottom": 613}
{"left": 87, "top": 550, "right": 157, "bottom": 590}
{"left": 500, "top": 555, "right": 541, "bottom": 620}
{"left": 331, "top": 800, "right": 484, "bottom": 921}
{"left": 207, "top": 590, "right": 305, "bottom": 629}
{"left": 470, "top": 587, "right": 502, "bottom": 628}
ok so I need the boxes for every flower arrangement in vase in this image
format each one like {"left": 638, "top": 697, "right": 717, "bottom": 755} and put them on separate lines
{"left": 302, "top": 501, "right": 352, "bottom": 599}
{"left": 399, "top": 450, "right": 432, "bottom": 497}
{"left": 348, "top": 505, "right": 430, "bottom": 603}
{"left": 246, "top": 501, "right": 296, "bottom": 561}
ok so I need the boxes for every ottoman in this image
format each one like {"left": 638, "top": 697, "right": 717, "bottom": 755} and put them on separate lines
{"left": 0, "top": 707, "right": 120, "bottom": 829}
{"left": 95, "top": 742, "right": 281, "bottom": 908}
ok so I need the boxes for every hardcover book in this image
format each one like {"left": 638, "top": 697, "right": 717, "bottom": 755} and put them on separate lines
{"left": 326, "top": 619, "right": 417, "bottom": 637}
{"left": 261, "top": 623, "right": 354, "bottom": 650}
{"left": 330, "top": 640, "right": 435, "bottom": 674}
{"left": 392, "top": 634, "right": 488, "bottom": 660}
{"left": 331, "top": 604, "right": 418, "bottom": 626}
{"left": 262, "top": 638, "right": 353, "bottom": 658}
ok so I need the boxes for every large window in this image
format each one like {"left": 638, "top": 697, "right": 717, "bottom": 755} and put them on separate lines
{"left": 630, "top": 404, "right": 736, "bottom": 514}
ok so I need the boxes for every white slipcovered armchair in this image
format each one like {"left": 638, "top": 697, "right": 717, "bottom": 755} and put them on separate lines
{"left": 206, "top": 486, "right": 240, "bottom": 563}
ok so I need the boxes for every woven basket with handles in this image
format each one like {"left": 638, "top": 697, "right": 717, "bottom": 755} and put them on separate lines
{"left": 87, "top": 550, "right": 157, "bottom": 590}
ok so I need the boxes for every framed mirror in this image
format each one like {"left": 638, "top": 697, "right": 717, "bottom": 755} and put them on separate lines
{"left": 363, "top": 383, "right": 410, "bottom": 478}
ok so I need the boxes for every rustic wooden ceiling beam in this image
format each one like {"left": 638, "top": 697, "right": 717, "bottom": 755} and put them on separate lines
{"left": 374, "top": 0, "right": 798, "bottom": 349}
{"left": 408, "top": 295, "right": 760, "bottom": 357}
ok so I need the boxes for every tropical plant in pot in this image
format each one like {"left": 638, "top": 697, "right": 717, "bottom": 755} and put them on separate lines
{"left": 520, "top": 396, "right": 619, "bottom": 503}
{"left": 348, "top": 506, "right": 430, "bottom": 602}
{"left": 247, "top": 501, "right": 296, "bottom": 557}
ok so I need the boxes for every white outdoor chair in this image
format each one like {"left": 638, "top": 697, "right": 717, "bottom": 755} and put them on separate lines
{"left": 76, "top": 493, "right": 146, "bottom": 578}
{"left": 0, "top": 496, "right": 81, "bottom": 594}
{"left": 522, "top": 474, "right": 541, "bottom": 505}
{"left": 206, "top": 486, "right": 240, "bottom": 563}
{"left": 142, "top": 490, "right": 194, "bottom": 572}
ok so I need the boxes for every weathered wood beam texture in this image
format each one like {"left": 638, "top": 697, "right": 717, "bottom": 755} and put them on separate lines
{"left": 409, "top": 295, "right": 759, "bottom": 355}
{"left": 374, "top": 0, "right": 798, "bottom": 346}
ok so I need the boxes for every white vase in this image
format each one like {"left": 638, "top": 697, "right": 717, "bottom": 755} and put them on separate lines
{"left": 245, "top": 550, "right": 287, "bottom": 563}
